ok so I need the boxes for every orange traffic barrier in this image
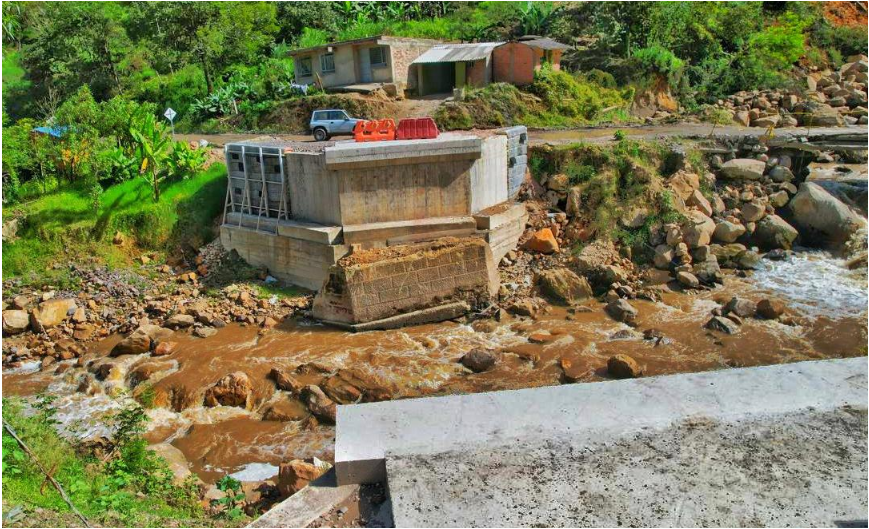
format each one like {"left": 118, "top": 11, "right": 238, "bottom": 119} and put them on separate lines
{"left": 353, "top": 119, "right": 396, "bottom": 142}
{"left": 396, "top": 117, "right": 440, "bottom": 140}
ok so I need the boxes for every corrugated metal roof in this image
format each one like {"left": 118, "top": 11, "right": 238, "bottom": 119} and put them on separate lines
{"left": 518, "top": 37, "right": 570, "bottom": 51}
{"left": 412, "top": 42, "right": 504, "bottom": 64}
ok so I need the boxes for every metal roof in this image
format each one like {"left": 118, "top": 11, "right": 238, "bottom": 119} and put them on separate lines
{"left": 516, "top": 37, "right": 571, "bottom": 51}
{"left": 412, "top": 42, "right": 504, "bottom": 64}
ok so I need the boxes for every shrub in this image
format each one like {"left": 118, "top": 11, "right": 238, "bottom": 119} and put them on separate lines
{"left": 529, "top": 64, "right": 629, "bottom": 120}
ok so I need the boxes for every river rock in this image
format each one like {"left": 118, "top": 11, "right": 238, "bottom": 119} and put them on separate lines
{"left": 668, "top": 171, "right": 700, "bottom": 201}
{"left": 769, "top": 190, "right": 790, "bottom": 208}
{"left": 682, "top": 211, "right": 716, "bottom": 248}
{"left": 2, "top": 310, "right": 30, "bottom": 335}
{"left": 320, "top": 375, "right": 363, "bottom": 404}
{"left": 705, "top": 316, "right": 739, "bottom": 334}
{"left": 30, "top": 298, "right": 77, "bottom": 332}
{"left": 653, "top": 244, "right": 673, "bottom": 270}
{"left": 263, "top": 399, "right": 309, "bottom": 422}
{"left": 713, "top": 221, "right": 746, "bottom": 243}
{"left": 605, "top": 299, "right": 638, "bottom": 324}
{"left": 607, "top": 354, "right": 642, "bottom": 379}
{"left": 152, "top": 341, "right": 177, "bottom": 356}
{"left": 725, "top": 297, "right": 757, "bottom": 318}
{"left": 537, "top": 268, "right": 593, "bottom": 305}
{"left": 300, "top": 385, "right": 336, "bottom": 423}
{"left": 789, "top": 182, "right": 867, "bottom": 249}
{"left": 753, "top": 215, "right": 798, "bottom": 250}
{"left": 164, "top": 314, "right": 195, "bottom": 329}
{"left": 768, "top": 166, "right": 794, "bottom": 183}
{"left": 676, "top": 271, "right": 700, "bottom": 289}
{"left": 740, "top": 201, "right": 766, "bottom": 222}
{"left": 278, "top": 459, "right": 322, "bottom": 497}
{"left": 720, "top": 159, "right": 765, "bottom": 180}
{"left": 461, "top": 349, "right": 498, "bottom": 373}
{"left": 523, "top": 228, "right": 559, "bottom": 254}
{"left": 204, "top": 371, "right": 252, "bottom": 408}
{"left": 757, "top": 299, "right": 785, "bottom": 319}
{"left": 269, "top": 368, "right": 303, "bottom": 393}
{"left": 686, "top": 190, "right": 713, "bottom": 217}
{"left": 566, "top": 187, "right": 582, "bottom": 217}
{"left": 693, "top": 256, "right": 723, "bottom": 285}
{"left": 110, "top": 331, "right": 152, "bottom": 356}
{"left": 547, "top": 173, "right": 570, "bottom": 193}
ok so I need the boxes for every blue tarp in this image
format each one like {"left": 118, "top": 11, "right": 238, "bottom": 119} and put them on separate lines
{"left": 32, "top": 125, "right": 69, "bottom": 138}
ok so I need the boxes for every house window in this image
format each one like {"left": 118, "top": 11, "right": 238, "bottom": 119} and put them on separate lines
{"left": 297, "top": 57, "right": 313, "bottom": 77}
{"left": 320, "top": 52, "right": 335, "bottom": 73}
{"left": 369, "top": 46, "right": 387, "bottom": 67}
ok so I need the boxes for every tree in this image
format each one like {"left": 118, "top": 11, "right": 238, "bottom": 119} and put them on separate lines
{"left": 129, "top": 109, "right": 171, "bottom": 202}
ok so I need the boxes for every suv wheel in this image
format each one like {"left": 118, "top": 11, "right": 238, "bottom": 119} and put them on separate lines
{"left": 313, "top": 127, "right": 329, "bottom": 141}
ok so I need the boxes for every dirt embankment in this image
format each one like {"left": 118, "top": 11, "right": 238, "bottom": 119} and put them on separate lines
{"left": 823, "top": 1, "right": 868, "bottom": 27}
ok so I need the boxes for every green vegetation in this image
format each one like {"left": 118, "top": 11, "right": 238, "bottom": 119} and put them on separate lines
{"left": 435, "top": 66, "right": 634, "bottom": 130}
{"left": 2, "top": 396, "right": 219, "bottom": 527}
{"left": 529, "top": 139, "right": 684, "bottom": 255}
{"left": 3, "top": 164, "right": 226, "bottom": 279}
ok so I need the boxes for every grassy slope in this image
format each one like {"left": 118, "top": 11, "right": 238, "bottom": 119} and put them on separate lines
{"left": 3, "top": 165, "right": 227, "bottom": 281}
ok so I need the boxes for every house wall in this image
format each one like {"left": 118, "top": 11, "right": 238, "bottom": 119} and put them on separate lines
{"left": 466, "top": 57, "right": 492, "bottom": 87}
{"left": 390, "top": 42, "right": 431, "bottom": 89}
{"left": 493, "top": 43, "right": 563, "bottom": 86}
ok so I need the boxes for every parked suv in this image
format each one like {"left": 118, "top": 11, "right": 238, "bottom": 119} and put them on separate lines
{"left": 310, "top": 109, "right": 360, "bottom": 141}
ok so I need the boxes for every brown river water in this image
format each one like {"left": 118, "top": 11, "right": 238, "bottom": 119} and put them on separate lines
{"left": 3, "top": 251, "right": 867, "bottom": 484}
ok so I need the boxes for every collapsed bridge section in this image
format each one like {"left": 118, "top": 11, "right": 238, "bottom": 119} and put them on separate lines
{"left": 220, "top": 128, "right": 529, "bottom": 326}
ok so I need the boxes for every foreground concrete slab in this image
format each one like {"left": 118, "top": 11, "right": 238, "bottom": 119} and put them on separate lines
{"left": 335, "top": 358, "right": 868, "bottom": 526}
{"left": 387, "top": 407, "right": 867, "bottom": 527}
{"left": 248, "top": 469, "right": 358, "bottom": 528}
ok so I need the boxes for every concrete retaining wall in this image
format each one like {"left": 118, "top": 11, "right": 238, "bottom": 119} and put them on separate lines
{"left": 312, "top": 237, "right": 499, "bottom": 326}
{"left": 220, "top": 225, "right": 349, "bottom": 290}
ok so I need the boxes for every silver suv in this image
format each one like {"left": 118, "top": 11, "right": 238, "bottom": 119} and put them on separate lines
{"left": 310, "top": 109, "right": 360, "bottom": 141}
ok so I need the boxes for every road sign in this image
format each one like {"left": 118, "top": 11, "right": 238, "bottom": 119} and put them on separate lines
{"left": 164, "top": 107, "right": 177, "bottom": 122}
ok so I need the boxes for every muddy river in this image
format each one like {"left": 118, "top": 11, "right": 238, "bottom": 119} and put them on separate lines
{"left": 3, "top": 250, "right": 867, "bottom": 484}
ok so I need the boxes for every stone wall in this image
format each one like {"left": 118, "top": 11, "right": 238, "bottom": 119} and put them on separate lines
{"left": 312, "top": 237, "right": 499, "bottom": 326}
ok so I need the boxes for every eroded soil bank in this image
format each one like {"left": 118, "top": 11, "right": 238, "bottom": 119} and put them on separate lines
{"left": 3, "top": 249, "right": 866, "bottom": 485}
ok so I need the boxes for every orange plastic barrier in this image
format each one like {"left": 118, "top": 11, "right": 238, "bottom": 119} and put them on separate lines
{"left": 353, "top": 119, "right": 396, "bottom": 142}
{"left": 396, "top": 117, "right": 440, "bottom": 140}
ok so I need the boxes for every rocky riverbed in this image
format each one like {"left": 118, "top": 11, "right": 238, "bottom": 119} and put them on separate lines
{"left": 3, "top": 134, "right": 867, "bottom": 516}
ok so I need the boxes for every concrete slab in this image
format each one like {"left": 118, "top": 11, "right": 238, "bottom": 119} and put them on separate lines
{"left": 472, "top": 202, "right": 527, "bottom": 230}
{"left": 387, "top": 407, "right": 868, "bottom": 527}
{"left": 335, "top": 357, "right": 868, "bottom": 485}
{"left": 324, "top": 135, "right": 482, "bottom": 169}
{"left": 225, "top": 213, "right": 342, "bottom": 244}
{"left": 342, "top": 216, "right": 477, "bottom": 245}
{"left": 320, "top": 301, "right": 471, "bottom": 332}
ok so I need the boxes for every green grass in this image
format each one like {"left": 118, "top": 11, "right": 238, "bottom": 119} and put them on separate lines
{"left": 3, "top": 165, "right": 227, "bottom": 280}
{"left": 2, "top": 397, "right": 223, "bottom": 527}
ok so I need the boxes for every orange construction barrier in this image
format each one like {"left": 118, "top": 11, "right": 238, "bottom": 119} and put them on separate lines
{"left": 353, "top": 119, "right": 396, "bottom": 142}
{"left": 396, "top": 117, "right": 440, "bottom": 140}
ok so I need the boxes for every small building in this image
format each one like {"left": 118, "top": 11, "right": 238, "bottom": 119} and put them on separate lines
{"left": 411, "top": 42, "right": 504, "bottom": 96}
{"left": 492, "top": 36, "right": 571, "bottom": 86}
{"left": 288, "top": 35, "right": 439, "bottom": 93}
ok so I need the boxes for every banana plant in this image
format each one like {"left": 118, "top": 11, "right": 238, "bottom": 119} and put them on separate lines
{"left": 129, "top": 110, "right": 171, "bottom": 202}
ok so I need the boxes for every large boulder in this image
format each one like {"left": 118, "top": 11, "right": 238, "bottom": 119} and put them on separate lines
{"left": 523, "top": 228, "right": 559, "bottom": 254}
{"left": 203, "top": 371, "right": 252, "bottom": 408}
{"left": 719, "top": 159, "right": 765, "bottom": 180}
{"left": 300, "top": 385, "right": 336, "bottom": 423}
{"left": 753, "top": 215, "right": 798, "bottom": 250}
{"left": 110, "top": 331, "right": 152, "bottom": 357}
{"left": 607, "top": 354, "right": 642, "bottom": 379}
{"left": 147, "top": 443, "right": 193, "bottom": 485}
{"left": 2, "top": 310, "right": 30, "bottom": 335}
{"left": 693, "top": 256, "right": 723, "bottom": 285}
{"left": 566, "top": 187, "right": 582, "bottom": 217}
{"left": 460, "top": 349, "right": 498, "bottom": 373}
{"left": 740, "top": 201, "right": 766, "bottom": 223}
{"left": 713, "top": 220, "right": 746, "bottom": 243}
{"left": 682, "top": 211, "right": 716, "bottom": 248}
{"left": 705, "top": 316, "right": 739, "bottom": 334}
{"left": 789, "top": 182, "right": 867, "bottom": 250}
{"left": 164, "top": 314, "right": 195, "bottom": 329}
{"left": 29, "top": 298, "right": 77, "bottom": 332}
{"left": 668, "top": 172, "right": 700, "bottom": 201}
{"left": 278, "top": 459, "right": 324, "bottom": 497}
{"left": 605, "top": 299, "right": 638, "bottom": 324}
{"left": 537, "top": 268, "right": 593, "bottom": 305}
{"left": 686, "top": 190, "right": 713, "bottom": 217}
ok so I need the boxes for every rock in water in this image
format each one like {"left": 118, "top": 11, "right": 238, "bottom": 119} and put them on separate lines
{"left": 111, "top": 331, "right": 152, "bottom": 356}
{"left": 757, "top": 299, "right": 785, "bottom": 319}
{"left": 164, "top": 314, "right": 195, "bottom": 329}
{"left": 460, "top": 349, "right": 498, "bottom": 373}
{"left": 725, "top": 297, "right": 757, "bottom": 318}
{"left": 719, "top": 159, "right": 765, "bottom": 180}
{"left": 203, "top": 371, "right": 252, "bottom": 408}
{"left": 705, "top": 316, "right": 739, "bottom": 334}
{"left": 789, "top": 182, "right": 867, "bottom": 250}
{"left": 300, "top": 385, "right": 336, "bottom": 423}
{"left": 676, "top": 271, "right": 700, "bottom": 289}
{"left": 605, "top": 299, "right": 638, "bottom": 324}
{"left": 753, "top": 215, "right": 798, "bottom": 250}
{"left": 536, "top": 268, "right": 593, "bottom": 305}
{"left": 607, "top": 354, "right": 642, "bottom": 379}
